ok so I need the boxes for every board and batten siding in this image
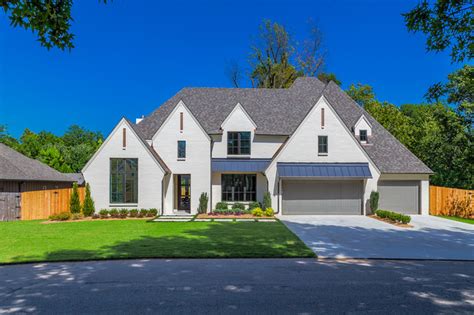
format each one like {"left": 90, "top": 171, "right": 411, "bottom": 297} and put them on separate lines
{"left": 83, "top": 119, "right": 165, "bottom": 210}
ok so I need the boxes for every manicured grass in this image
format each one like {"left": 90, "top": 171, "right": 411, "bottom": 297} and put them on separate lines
{"left": 438, "top": 216, "right": 474, "bottom": 225}
{"left": 0, "top": 220, "right": 315, "bottom": 264}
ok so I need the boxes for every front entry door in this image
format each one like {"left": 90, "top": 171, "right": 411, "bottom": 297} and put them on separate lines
{"left": 177, "top": 175, "right": 191, "bottom": 211}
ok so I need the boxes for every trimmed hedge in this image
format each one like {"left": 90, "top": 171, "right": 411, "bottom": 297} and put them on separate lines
{"left": 213, "top": 208, "right": 250, "bottom": 215}
{"left": 215, "top": 202, "right": 229, "bottom": 210}
{"left": 375, "top": 210, "right": 411, "bottom": 224}
{"left": 232, "top": 203, "right": 245, "bottom": 210}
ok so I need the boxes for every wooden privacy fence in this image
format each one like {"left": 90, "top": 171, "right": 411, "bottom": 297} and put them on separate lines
{"left": 430, "top": 185, "right": 473, "bottom": 217}
{"left": 21, "top": 187, "right": 85, "bottom": 220}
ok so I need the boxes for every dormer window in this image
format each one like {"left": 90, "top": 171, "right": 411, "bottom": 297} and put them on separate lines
{"left": 227, "top": 132, "right": 251, "bottom": 155}
{"left": 360, "top": 130, "right": 368, "bottom": 142}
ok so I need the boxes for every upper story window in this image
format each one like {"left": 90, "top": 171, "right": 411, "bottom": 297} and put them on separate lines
{"left": 318, "top": 136, "right": 328, "bottom": 155}
{"left": 227, "top": 132, "right": 251, "bottom": 155}
{"left": 360, "top": 130, "right": 368, "bottom": 142}
{"left": 110, "top": 158, "right": 138, "bottom": 204}
{"left": 177, "top": 140, "right": 186, "bottom": 159}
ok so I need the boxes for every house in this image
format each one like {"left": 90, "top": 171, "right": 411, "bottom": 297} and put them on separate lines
{"left": 0, "top": 143, "right": 80, "bottom": 220}
{"left": 82, "top": 78, "right": 432, "bottom": 216}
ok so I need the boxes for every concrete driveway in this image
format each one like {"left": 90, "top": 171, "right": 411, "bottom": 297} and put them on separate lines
{"left": 281, "top": 215, "right": 474, "bottom": 260}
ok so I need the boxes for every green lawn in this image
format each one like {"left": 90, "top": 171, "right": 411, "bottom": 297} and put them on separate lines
{"left": 438, "top": 216, "right": 474, "bottom": 225}
{"left": 0, "top": 220, "right": 315, "bottom": 264}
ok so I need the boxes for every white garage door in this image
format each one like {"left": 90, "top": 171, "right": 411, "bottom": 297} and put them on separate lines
{"left": 282, "top": 180, "right": 363, "bottom": 215}
{"left": 378, "top": 180, "right": 420, "bottom": 214}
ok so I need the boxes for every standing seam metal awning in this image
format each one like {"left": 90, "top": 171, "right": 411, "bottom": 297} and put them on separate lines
{"left": 212, "top": 159, "right": 271, "bottom": 172}
{"left": 277, "top": 162, "right": 372, "bottom": 178}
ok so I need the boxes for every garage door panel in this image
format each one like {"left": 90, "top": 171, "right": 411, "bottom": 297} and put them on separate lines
{"left": 282, "top": 180, "right": 362, "bottom": 215}
{"left": 378, "top": 180, "right": 419, "bottom": 214}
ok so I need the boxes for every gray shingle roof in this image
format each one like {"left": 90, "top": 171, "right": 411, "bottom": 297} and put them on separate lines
{"left": 0, "top": 143, "right": 75, "bottom": 182}
{"left": 136, "top": 77, "right": 432, "bottom": 174}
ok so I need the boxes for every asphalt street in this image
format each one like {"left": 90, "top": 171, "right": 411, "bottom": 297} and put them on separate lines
{"left": 1, "top": 258, "right": 473, "bottom": 314}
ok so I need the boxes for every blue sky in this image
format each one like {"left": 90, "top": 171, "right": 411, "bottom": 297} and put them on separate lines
{"left": 0, "top": 0, "right": 459, "bottom": 138}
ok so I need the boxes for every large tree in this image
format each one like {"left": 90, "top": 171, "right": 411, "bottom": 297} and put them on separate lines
{"left": 1, "top": 0, "right": 108, "bottom": 50}
{"left": 403, "top": 0, "right": 473, "bottom": 63}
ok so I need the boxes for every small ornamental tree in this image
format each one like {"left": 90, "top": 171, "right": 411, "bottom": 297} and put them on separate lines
{"left": 82, "top": 183, "right": 95, "bottom": 216}
{"left": 198, "top": 192, "right": 208, "bottom": 214}
{"left": 369, "top": 191, "right": 379, "bottom": 214}
{"left": 263, "top": 191, "right": 272, "bottom": 210}
{"left": 70, "top": 182, "right": 81, "bottom": 214}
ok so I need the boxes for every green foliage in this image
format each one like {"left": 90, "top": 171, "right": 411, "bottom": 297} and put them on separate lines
{"left": 138, "top": 209, "right": 148, "bottom": 218}
{"left": 264, "top": 207, "right": 274, "bottom": 217}
{"left": 403, "top": 0, "right": 473, "bottom": 63}
{"left": 99, "top": 209, "right": 109, "bottom": 219}
{"left": 129, "top": 209, "right": 138, "bottom": 218}
{"left": 249, "top": 201, "right": 262, "bottom": 210}
{"left": 231, "top": 203, "right": 245, "bottom": 210}
{"left": 1, "top": 0, "right": 108, "bottom": 51}
{"left": 119, "top": 209, "right": 129, "bottom": 218}
{"left": 198, "top": 192, "right": 208, "bottom": 214}
{"left": 317, "top": 73, "right": 342, "bottom": 86}
{"left": 0, "top": 125, "right": 103, "bottom": 173}
{"left": 263, "top": 192, "right": 272, "bottom": 210}
{"left": 82, "top": 183, "right": 95, "bottom": 217}
{"left": 148, "top": 208, "right": 158, "bottom": 217}
{"left": 213, "top": 208, "right": 250, "bottom": 215}
{"left": 215, "top": 202, "right": 229, "bottom": 210}
{"left": 69, "top": 183, "right": 81, "bottom": 214}
{"left": 369, "top": 191, "right": 379, "bottom": 214}
{"left": 71, "top": 213, "right": 83, "bottom": 220}
{"left": 347, "top": 83, "right": 473, "bottom": 190}
{"left": 49, "top": 212, "right": 71, "bottom": 221}
{"left": 251, "top": 207, "right": 264, "bottom": 217}
{"left": 375, "top": 210, "right": 411, "bottom": 225}
{"left": 109, "top": 209, "right": 119, "bottom": 218}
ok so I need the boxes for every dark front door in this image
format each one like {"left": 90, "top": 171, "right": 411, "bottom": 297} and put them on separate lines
{"left": 177, "top": 175, "right": 191, "bottom": 211}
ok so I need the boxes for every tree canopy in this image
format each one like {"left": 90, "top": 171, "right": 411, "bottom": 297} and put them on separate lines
{"left": 0, "top": 125, "right": 103, "bottom": 173}
{"left": 403, "top": 0, "right": 473, "bottom": 63}
{"left": 1, "top": 0, "right": 108, "bottom": 50}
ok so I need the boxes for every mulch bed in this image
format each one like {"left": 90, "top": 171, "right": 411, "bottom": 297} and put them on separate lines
{"left": 368, "top": 215, "right": 413, "bottom": 228}
{"left": 196, "top": 214, "right": 274, "bottom": 219}
{"left": 42, "top": 217, "right": 153, "bottom": 224}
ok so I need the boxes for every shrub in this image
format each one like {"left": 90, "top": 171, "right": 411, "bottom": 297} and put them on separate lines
{"left": 82, "top": 183, "right": 95, "bottom": 217}
{"left": 49, "top": 212, "right": 71, "bottom": 221}
{"left": 251, "top": 207, "right": 264, "bottom": 217}
{"left": 109, "top": 208, "right": 119, "bottom": 218}
{"left": 213, "top": 208, "right": 250, "bottom": 215}
{"left": 70, "top": 182, "right": 81, "bottom": 214}
{"left": 249, "top": 201, "right": 261, "bottom": 210}
{"left": 92, "top": 214, "right": 100, "bottom": 219}
{"left": 215, "top": 202, "right": 228, "bottom": 210}
{"left": 369, "top": 191, "right": 379, "bottom": 214}
{"left": 129, "top": 209, "right": 139, "bottom": 217}
{"left": 264, "top": 207, "right": 274, "bottom": 217}
{"left": 232, "top": 202, "right": 245, "bottom": 210}
{"left": 198, "top": 193, "right": 208, "bottom": 214}
{"left": 99, "top": 209, "right": 109, "bottom": 219}
{"left": 263, "top": 192, "right": 272, "bottom": 210}
{"left": 71, "top": 213, "right": 83, "bottom": 220}
{"left": 148, "top": 208, "right": 158, "bottom": 217}
{"left": 119, "top": 209, "right": 129, "bottom": 218}
{"left": 139, "top": 209, "right": 148, "bottom": 217}
{"left": 375, "top": 210, "right": 411, "bottom": 224}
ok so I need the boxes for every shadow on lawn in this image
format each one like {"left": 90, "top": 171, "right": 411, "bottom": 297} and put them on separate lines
{"left": 12, "top": 222, "right": 315, "bottom": 263}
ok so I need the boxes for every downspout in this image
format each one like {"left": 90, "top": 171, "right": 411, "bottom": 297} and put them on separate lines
{"left": 209, "top": 137, "right": 213, "bottom": 213}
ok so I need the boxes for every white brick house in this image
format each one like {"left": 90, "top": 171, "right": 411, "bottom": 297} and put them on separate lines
{"left": 82, "top": 78, "right": 432, "bottom": 216}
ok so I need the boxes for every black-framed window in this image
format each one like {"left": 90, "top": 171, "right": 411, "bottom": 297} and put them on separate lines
{"left": 221, "top": 174, "right": 256, "bottom": 202}
{"left": 178, "top": 140, "right": 186, "bottom": 158}
{"left": 227, "top": 132, "right": 251, "bottom": 155}
{"left": 360, "top": 130, "right": 368, "bottom": 142}
{"left": 110, "top": 158, "right": 138, "bottom": 203}
{"left": 318, "top": 136, "right": 328, "bottom": 154}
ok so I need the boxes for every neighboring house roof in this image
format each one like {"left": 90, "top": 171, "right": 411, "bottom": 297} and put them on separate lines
{"left": 64, "top": 173, "right": 85, "bottom": 185}
{"left": 0, "top": 143, "right": 75, "bottom": 182}
{"left": 124, "top": 118, "right": 171, "bottom": 174}
{"left": 137, "top": 77, "right": 432, "bottom": 174}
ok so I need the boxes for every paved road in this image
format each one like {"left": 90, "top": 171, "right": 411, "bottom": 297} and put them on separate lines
{"left": 281, "top": 215, "right": 474, "bottom": 260}
{"left": 1, "top": 258, "right": 473, "bottom": 314}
